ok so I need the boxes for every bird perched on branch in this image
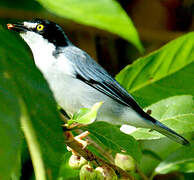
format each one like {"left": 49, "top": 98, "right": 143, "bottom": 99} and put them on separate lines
{"left": 7, "top": 19, "right": 189, "bottom": 145}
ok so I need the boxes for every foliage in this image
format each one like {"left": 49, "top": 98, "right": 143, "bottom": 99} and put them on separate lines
{"left": 0, "top": 26, "right": 65, "bottom": 179}
{"left": 116, "top": 32, "right": 194, "bottom": 107}
{"left": 130, "top": 95, "right": 194, "bottom": 140}
{"left": 68, "top": 102, "right": 103, "bottom": 125}
{"left": 35, "top": 0, "right": 143, "bottom": 52}
{"left": 82, "top": 121, "right": 142, "bottom": 162}
{"left": 0, "top": 0, "right": 193, "bottom": 179}
{"left": 59, "top": 152, "right": 80, "bottom": 180}
{"left": 154, "top": 141, "right": 194, "bottom": 175}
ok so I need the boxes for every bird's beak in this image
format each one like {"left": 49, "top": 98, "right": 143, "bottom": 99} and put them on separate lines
{"left": 7, "top": 23, "right": 28, "bottom": 33}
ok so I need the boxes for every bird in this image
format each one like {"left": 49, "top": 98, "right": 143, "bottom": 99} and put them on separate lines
{"left": 7, "top": 19, "right": 189, "bottom": 145}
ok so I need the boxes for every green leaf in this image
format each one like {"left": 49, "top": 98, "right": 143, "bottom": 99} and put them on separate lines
{"left": 69, "top": 102, "right": 103, "bottom": 125}
{"left": 36, "top": 0, "right": 143, "bottom": 51}
{"left": 0, "top": 0, "right": 43, "bottom": 11}
{"left": 83, "top": 121, "right": 142, "bottom": 162}
{"left": 58, "top": 152, "right": 80, "bottom": 180}
{"left": 154, "top": 141, "right": 194, "bottom": 175}
{"left": 142, "top": 149, "right": 162, "bottom": 161}
{"left": 0, "top": 26, "right": 66, "bottom": 179}
{"left": 116, "top": 32, "right": 194, "bottom": 107}
{"left": 0, "top": 52, "right": 21, "bottom": 179}
{"left": 130, "top": 95, "right": 194, "bottom": 140}
{"left": 10, "top": 149, "right": 21, "bottom": 180}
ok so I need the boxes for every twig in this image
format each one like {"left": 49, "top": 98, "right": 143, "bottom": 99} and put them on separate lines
{"left": 75, "top": 129, "right": 115, "bottom": 164}
{"left": 64, "top": 130, "right": 135, "bottom": 180}
{"left": 75, "top": 131, "right": 90, "bottom": 140}
{"left": 87, "top": 136, "right": 115, "bottom": 163}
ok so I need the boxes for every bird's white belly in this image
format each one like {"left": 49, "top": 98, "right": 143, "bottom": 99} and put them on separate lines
{"left": 41, "top": 65, "right": 148, "bottom": 127}
{"left": 47, "top": 72, "right": 123, "bottom": 121}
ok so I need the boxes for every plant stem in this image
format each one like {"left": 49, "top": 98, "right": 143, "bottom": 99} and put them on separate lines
{"left": 75, "top": 129, "right": 115, "bottom": 163}
{"left": 64, "top": 130, "right": 135, "bottom": 180}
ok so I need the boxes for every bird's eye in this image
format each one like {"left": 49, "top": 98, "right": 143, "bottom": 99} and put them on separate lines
{"left": 36, "top": 24, "right": 44, "bottom": 31}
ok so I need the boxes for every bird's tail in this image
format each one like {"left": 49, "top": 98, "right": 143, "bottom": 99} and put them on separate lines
{"left": 153, "top": 120, "right": 189, "bottom": 145}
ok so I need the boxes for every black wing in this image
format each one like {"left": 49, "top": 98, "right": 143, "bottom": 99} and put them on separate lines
{"left": 63, "top": 46, "right": 156, "bottom": 122}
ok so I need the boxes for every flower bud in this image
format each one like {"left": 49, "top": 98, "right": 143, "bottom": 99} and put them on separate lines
{"left": 69, "top": 155, "right": 87, "bottom": 169}
{"left": 80, "top": 164, "right": 96, "bottom": 180}
{"left": 95, "top": 165, "right": 117, "bottom": 180}
{"left": 114, "top": 153, "right": 135, "bottom": 172}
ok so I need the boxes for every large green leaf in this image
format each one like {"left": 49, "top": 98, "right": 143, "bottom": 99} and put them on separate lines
{"left": 0, "top": 0, "right": 43, "bottom": 11}
{"left": 10, "top": 148, "right": 21, "bottom": 180}
{"left": 36, "top": 0, "right": 143, "bottom": 51}
{"left": 0, "top": 50, "right": 21, "bottom": 179}
{"left": 83, "top": 121, "right": 142, "bottom": 162}
{"left": 153, "top": 141, "right": 194, "bottom": 175}
{"left": 116, "top": 32, "right": 194, "bottom": 107}
{"left": 129, "top": 95, "right": 194, "bottom": 140}
{"left": 0, "top": 26, "right": 66, "bottom": 179}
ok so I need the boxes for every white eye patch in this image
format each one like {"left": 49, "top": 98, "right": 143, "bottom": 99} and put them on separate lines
{"left": 23, "top": 22, "right": 38, "bottom": 29}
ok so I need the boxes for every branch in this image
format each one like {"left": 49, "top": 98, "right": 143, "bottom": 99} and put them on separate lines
{"left": 75, "top": 129, "right": 115, "bottom": 164}
{"left": 87, "top": 136, "right": 115, "bottom": 163}
{"left": 64, "top": 130, "right": 135, "bottom": 180}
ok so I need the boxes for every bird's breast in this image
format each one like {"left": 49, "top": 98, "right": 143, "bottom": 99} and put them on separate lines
{"left": 34, "top": 56, "right": 145, "bottom": 127}
{"left": 40, "top": 64, "right": 125, "bottom": 122}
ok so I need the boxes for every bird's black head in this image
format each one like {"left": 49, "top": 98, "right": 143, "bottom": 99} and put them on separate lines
{"left": 7, "top": 19, "right": 71, "bottom": 47}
